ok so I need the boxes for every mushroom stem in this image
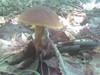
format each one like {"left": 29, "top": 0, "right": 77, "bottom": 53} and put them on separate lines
{"left": 35, "top": 25, "right": 45, "bottom": 56}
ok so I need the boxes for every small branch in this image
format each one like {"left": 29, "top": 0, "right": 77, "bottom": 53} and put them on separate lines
{"left": 46, "top": 29, "right": 70, "bottom": 75}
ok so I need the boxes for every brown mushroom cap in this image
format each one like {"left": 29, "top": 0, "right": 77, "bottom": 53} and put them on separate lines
{"left": 18, "top": 6, "right": 63, "bottom": 30}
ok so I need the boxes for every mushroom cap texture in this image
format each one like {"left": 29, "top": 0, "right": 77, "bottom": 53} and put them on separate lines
{"left": 18, "top": 6, "right": 63, "bottom": 30}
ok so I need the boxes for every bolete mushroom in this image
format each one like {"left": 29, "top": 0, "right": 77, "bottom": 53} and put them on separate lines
{"left": 18, "top": 6, "right": 63, "bottom": 58}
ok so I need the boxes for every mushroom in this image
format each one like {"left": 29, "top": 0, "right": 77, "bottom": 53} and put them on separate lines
{"left": 18, "top": 6, "right": 63, "bottom": 58}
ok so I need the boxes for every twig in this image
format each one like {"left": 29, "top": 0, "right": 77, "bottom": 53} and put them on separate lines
{"left": 46, "top": 29, "right": 70, "bottom": 75}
